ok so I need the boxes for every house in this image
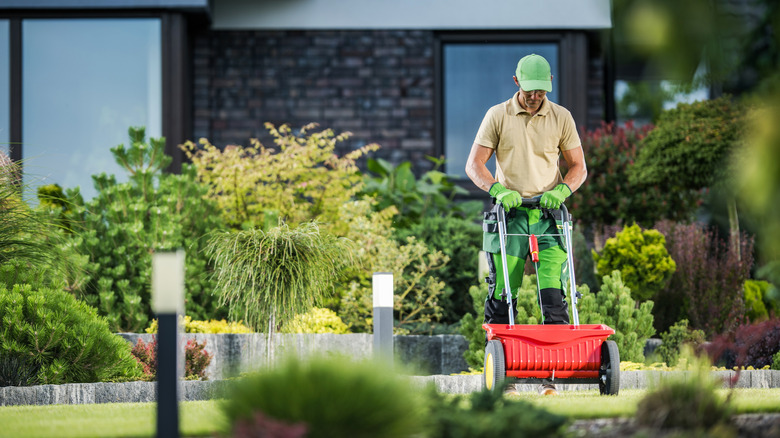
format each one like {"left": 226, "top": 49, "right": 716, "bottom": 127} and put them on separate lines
{"left": 2, "top": 0, "right": 626, "bottom": 200}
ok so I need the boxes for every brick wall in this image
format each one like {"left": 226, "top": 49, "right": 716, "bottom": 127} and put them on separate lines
{"left": 192, "top": 29, "right": 437, "bottom": 171}
{"left": 192, "top": 29, "right": 607, "bottom": 173}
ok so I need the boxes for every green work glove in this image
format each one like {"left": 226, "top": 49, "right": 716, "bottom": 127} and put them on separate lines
{"left": 540, "top": 184, "right": 572, "bottom": 209}
{"left": 489, "top": 182, "right": 523, "bottom": 209}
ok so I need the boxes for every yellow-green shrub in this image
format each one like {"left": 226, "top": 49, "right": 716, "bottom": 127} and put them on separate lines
{"left": 280, "top": 307, "right": 349, "bottom": 334}
{"left": 593, "top": 223, "right": 676, "bottom": 302}
{"left": 146, "top": 315, "right": 253, "bottom": 334}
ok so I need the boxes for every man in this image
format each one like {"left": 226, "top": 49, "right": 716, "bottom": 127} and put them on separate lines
{"left": 465, "top": 53, "right": 587, "bottom": 395}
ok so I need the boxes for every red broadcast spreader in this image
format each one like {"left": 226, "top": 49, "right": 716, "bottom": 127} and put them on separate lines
{"left": 482, "top": 200, "right": 620, "bottom": 395}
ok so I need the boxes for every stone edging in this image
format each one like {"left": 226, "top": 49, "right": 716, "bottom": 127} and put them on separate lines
{"left": 2, "top": 370, "right": 779, "bottom": 407}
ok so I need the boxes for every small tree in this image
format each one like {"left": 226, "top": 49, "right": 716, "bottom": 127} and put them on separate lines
{"left": 206, "top": 222, "right": 355, "bottom": 365}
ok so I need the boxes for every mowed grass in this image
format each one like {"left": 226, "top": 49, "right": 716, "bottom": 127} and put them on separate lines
{"left": 1, "top": 389, "right": 778, "bottom": 438}
{"left": 0, "top": 401, "right": 228, "bottom": 438}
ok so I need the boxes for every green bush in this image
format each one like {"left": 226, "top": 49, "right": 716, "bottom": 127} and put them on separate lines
{"left": 221, "top": 356, "right": 426, "bottom": 438}
{"left": 772, "top": 351, "right": 780, "bottom": 371}
{"left": 744, "top": 279, "right": 770, "bottom": 322}
{"left": 636, "top": 348, "right": 735, "bottom": 433}
{"left": 182, "top": 123, "right": 378, "bottom": 233}
{"left": 280, "top": 307, "right": 350, "bottom": 334}
{"left": 569, "top": 121, "right": 700, "bottom": 229}
{"left": 337, "top": 199, "right": 449, "bottom": 335}
{"left": 654, "top": 319, "right": 706, "bottom": 367}
{"left": 593, "top": 223, "right": 676, "bottom": 302}
{"left": 630, "top": 95, "right": 746, "bottom": 194}
{"left": 396, "top": 215, "right": 482, "bottom": 324}
{"left": 425, "top": 384, "right": 567, "bottom": 438}
{"left": 51, "top": 127, "right": 228, "bottom": 332}
{"left": 360, "top": 156, "right": 482, "bottom": 230}
{"left": 0, "top": 279, "right": 142, "bottom": 385}
{"left": 578, "top": 271, "right": 656, "bottom": 362}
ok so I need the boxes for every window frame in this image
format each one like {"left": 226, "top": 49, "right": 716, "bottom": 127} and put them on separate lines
{"left": 1, "top": 9, "right": 192, "bottom": 173}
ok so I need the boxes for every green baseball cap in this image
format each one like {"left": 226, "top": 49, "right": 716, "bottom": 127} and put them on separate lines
{"left": 516, "top": 54, "right": 552, "bottom": 92}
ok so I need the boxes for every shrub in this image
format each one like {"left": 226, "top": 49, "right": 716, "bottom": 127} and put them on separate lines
{"left": 221, "top": 356, "right": 426, "bottom": 438}
{"left": 359, "top": 156, "right": 483, "bottom": 230}
{"left": 653, "top": 319, "right": 706, "bottom": 367}
{"left": 636, "top": 347, "right": 735, "bottom": 433}
{"left": 744, "top": 279, "right": 770, "bottom": 322}
{"left": 459, "top": 284, "right": 487, "bottom": 370}
{"left": 396, "top": 215, "right": 482, "bottom": 324}
{"left": 569, "top": 121, "right": 700, "bottom": 229}
{"left": 630, "top": 95, "right": 746, "bottom": 195}
{"left": 145, "top": 316, "right": 253, "bottom": 334}
{"left": 654, "top": 221, "right": 752, "bottom": 337}
{"left": 593, "top": 223, "right": 676, "bottom": 302}
{"left": 182, "top": 123, "right": 378, "bottom": 233}
{"left": 337, "top": 199, "right": 449, "bottom": 335}
{"left": 705, "top": 318, "right": 780, "bottom": 369}
{"left": 52, "top": 127, "right": 228, "bottom": 332}
{"left": 0, "top": 282, "right": 142, "bottom": 385}
{"left": 773, "top": 351, "right": 780, "bottom": 371}
{"left": 0, "top": 353, "right": 42, "bottom": 387}
{"left": 130, "top": 337, "right": 212, "bottom": 380}
{"left": 280, "top": 307, "right": 350, "bottom": 334}
{"left": 425, "top": 384, "right": 567, "bottom": 438}
{"left": 578, "top": 271, "right": 656, "bottom": 362}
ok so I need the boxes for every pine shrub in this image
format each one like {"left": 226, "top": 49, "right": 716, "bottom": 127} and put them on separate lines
{"left": 221, "top": 356, "right": 426, "bottom": 438}
{"left": 654, "top": 319, "right": 706, "bottom": 367}
{"left": 593, "top": 223, "right": 676, "bottom": 302}
{"left": 53, "top": 127, "right": 228, "bottom": 332}
{"left": 0, "top": 282, "right": 142, "bottom": 385}
{"left": 578, "top": 271, "right": 656, "bottom": 362}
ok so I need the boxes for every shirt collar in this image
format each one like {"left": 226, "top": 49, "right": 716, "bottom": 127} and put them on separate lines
{"left": 509, "top": 91, "right": 550, "bottom": 116}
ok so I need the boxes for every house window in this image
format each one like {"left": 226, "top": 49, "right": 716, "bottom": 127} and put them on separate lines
{"left": 22, "top": 18, "right": 161, "bottom": 200}
{"left": 0, "top": 20, "right": 8, "bottom": 156}
{"left": 442, "top": 42, "right": 559, "bottom": 178}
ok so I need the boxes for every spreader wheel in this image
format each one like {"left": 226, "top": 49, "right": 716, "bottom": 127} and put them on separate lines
{"left": 483, "top": 340, "right": 506, "bottom": 392}
{"left": 599, "top": 340, "right": 620, "bottom": 395}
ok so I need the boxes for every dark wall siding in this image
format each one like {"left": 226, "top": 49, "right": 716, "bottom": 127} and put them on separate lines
{"left": 192, "top": 29, "right": 437, "bottom": 171}
{"left": 192, "top": 29, "right": 605, "bottom": 172}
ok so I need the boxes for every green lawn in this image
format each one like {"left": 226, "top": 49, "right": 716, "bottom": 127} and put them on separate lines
{"left": 1, "top": 389, "right": 778, "bottom": 438}
{"left": 0, "top": 401, "right": 228, "bottom": 438}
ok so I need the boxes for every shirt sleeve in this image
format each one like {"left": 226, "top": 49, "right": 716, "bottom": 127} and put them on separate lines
{"left": 474, "top": 106, "right": 501, "bottom": 149}
{"left": 559, "top": 111, "right": 581, "bottom": 151}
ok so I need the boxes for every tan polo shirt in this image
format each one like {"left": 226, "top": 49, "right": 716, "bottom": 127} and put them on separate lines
{"left": 474, "top": 92, "right": 581, "bottom": 197}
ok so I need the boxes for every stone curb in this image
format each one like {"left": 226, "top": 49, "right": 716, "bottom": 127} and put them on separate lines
{"left": 3, "top": 370, "right": 779, "bottom": 406}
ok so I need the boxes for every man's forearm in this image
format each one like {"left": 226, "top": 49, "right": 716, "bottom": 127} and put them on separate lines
{"left": 562, "top": 163, "right": 587, "bottom": 193}
{"left": 466, "top": 164, "right": 497, "bottom": 192}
